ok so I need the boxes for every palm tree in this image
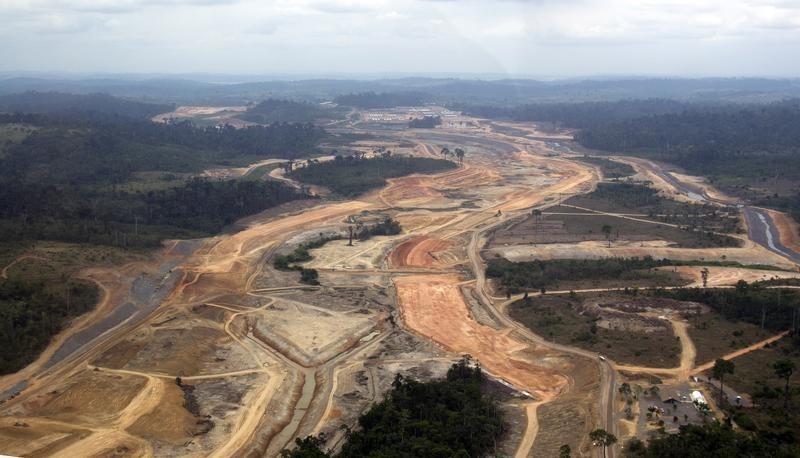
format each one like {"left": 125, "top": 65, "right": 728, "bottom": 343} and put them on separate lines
{"left": 454, "top": 147, "right": 465, "bottom": 165}
{"left": 589, "top": 429, "right": 617, "bottom": 458}
{"left": 712, "top": 358, "right": 735, "bottom": 405}
{"left": 773, "top": 359, "right": 796, "bottom": 408}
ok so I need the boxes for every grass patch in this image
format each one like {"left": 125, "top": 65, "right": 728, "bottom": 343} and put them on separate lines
{"left": 574, "top": 156, "right": 635, "bottom": 178}
{"left": 289, "top": 155, "right": 457, "bottom": 197}
{"left": 710, "top": 335, "right": 800, "bottom": 446}
{"left": 0, "top": 123, "right": 37, "bottom": 157}
{"left": 686, "top": 312, "right": 772, "bottom": 365}
{"left": 564, "top": 182, "right": 741, "bottom": 234}
{"left": 538, "top": 210, "right": 740, "bottom": 248}
{"left": 508, "top": 295, "right": 681, "bottom": 367}
{"left": 241, "top": 163, "right": 283, "bottom": 181}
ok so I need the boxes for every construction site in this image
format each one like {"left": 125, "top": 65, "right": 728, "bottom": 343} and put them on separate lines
{"left": 1, "top": 110, "right": 799, "bottom": 458}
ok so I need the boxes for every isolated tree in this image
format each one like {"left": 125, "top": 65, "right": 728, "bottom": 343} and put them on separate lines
{"left": 559, "top": 444, "right": 571, "bottom": 458}
{"left": 773, "top": 359, "right": 796, "bottom": 408}
{"left": 712, "top": 358, "right": 735, "bottom": 405}
{"left": 601, "top": 224, "right": 612, "bottom": 247}
{"left": 454, "top": 147, "right": 465, "bottom": 165}
{"left": 589, "top": 429, "right": 617, "bottom": 458}
{"left": 440, "top": 146, "right": 450, "bottom": 160}
{"left": 701, "top": 267, "right": 710, "bottom": 288}
{"left": 618, "top": 382, "right": 632, "bottom": 398}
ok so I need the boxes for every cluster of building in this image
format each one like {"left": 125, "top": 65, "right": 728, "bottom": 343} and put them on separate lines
{"left": 358, "top": 106, "right": 475, "bottom": 129}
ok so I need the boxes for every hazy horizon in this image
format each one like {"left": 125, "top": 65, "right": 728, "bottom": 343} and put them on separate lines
{"left": 2, "top": 0, "right": 800, "bottom": 78}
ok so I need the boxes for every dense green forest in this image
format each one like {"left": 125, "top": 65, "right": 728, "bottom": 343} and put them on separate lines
{"left": 0, "top": 112, "right": 324, "bottom": 247}
{"left": 334, "top": 91, "right": 429, "bottom": 109}
{"left": 0, "top": 91, "right": 173, "bottom": 122}
{"left": 289, "top": 155, "right": 456, "bottom": 196}
{"left": 0, "top": 178, "right": 302, "bottom": 247}
{"left": 458, "top": 99, "right": 693, "bottom": 128}
{"left": 281, "top": 357, "right": 505, "bottom": 457}
{"left": 238, "top": 99, "right": 330, "bottom": 124}
{"left": 0, "top": 278, "right": 97, "bottom": 374}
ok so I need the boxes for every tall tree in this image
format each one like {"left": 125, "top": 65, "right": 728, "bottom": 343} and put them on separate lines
{"left": 454, "top": 147, "right": 465, "bottom": 165}
{"left": 712, "top": 358, "right": 735, "bottom": 405}
{"left": 773, "top": 359, "right": 796, "bottom": 409}
{"left": 601, "top": 224, "right": 613, "bottom": 248}
{"left": 589, "top": 428, "right": 617, "bottom": 458}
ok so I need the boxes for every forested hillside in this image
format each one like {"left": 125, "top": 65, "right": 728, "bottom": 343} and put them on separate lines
{"left": 459, "top": 99, "right": 692, "bottom": 128}
{"left": 238, "top": 99, "right": 330, "bottom": 124}
{"left": 0, "top": 96, "right": 327, "bottom": 247}
{"left": 0, "top": 91, "right": 173, "bottom": 121}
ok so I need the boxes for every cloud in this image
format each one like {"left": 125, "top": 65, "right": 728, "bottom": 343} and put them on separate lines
{"left": 2, "top": 0, "right": 800, "bottom": 76}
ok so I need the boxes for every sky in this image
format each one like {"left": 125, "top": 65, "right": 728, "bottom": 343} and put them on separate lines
{"left": 1, "top": 0, "right": 800, "bottom": 77}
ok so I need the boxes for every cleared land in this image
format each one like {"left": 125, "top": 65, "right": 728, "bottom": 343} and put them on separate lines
{"left": 5, "top": 112, "right": 800, "bottom": 458}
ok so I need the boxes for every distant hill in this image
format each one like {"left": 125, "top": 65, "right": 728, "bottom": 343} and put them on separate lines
{"left": 3, "top": 76, "right": 800, "bottom": 105}
{"left": 0, "top": 91, "right": 173, "bottom": 121}
{"left": 334, "top": 91, "right": 429, "bottom": 108}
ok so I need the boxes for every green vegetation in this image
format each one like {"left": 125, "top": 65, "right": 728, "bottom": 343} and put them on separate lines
{"left": 685, "top": 311, "right": 771, "bottom": 364}
{"left": 0, "top": 277, "right": 97, "bottom": 374}
{"left": 0, "top": 91, "right": 173, "bottom": 121}
{"left": 624, "top": 421, "right": 800, "bottom": 457}
{"left": 0, "top": 108, "right": 326, "bottom": 248}
{"left": 653, "top": 282, "right": 800, "bottom": 332}
{"left": 564, "top": 182, "right": 740, "bottom": 234}
{"left": 289, "top": 155, "right": 457, "bottom": 197}
{"left": 408, "top": 115, "right": 441, "bottom": 128}
{"left": 572, "top": 100, "right": 800, "bottom": 208}
{"left": 0, "top": 177, "right": 302, "bottom": 248}
{"left": 486, "top": 256, "right": 686, "bottom": 293}
{"left": 0, "top": 123, "right": 36, "bottom": 157}
{"left": 508, "top": 295, "right": 681, "bottom": 367}
{"left": 238, "top": 99, "right": 329, "bottom": 124}
{"left": 575, "top": 156, "right": 635, "bottom": 179}
{"left": 0, "top": 241, "right": 145, "bottom": 374}
{"left": 464, "top": 98, "right": 800, "bottom": 217}
{"left": 281, "top": 357, "right": 505, "bottom": 457}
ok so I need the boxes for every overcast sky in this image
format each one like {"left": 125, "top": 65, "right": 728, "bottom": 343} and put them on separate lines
{"left": 1, "top": 0, "right": 799, "bottom": 77}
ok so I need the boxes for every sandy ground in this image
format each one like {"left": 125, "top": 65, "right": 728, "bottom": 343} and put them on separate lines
{"left": 396, "top": 275, "right": 568, "bottom": 400}
{"left": 489, "top": 239, "right": 798, "bottom": 270}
